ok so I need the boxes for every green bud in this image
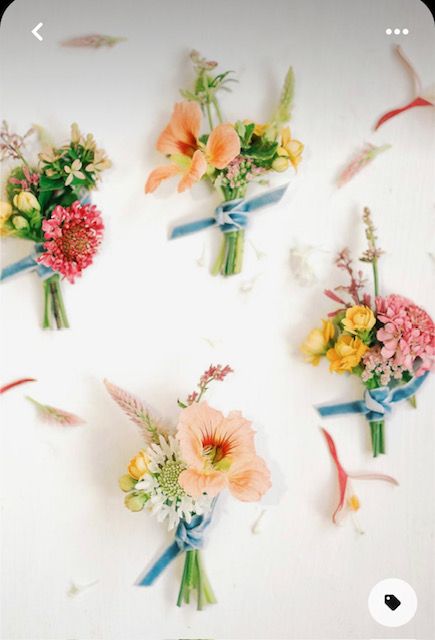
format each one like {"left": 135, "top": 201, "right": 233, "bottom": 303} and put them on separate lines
{"left": 124, "top": 491, "right": 147, "bottom": 512}
{"left": 119, "top": 474, "right": 137, "bottom": 492}
{"left": 13, "top": 191, "right": 41, "bottom": 213}
{"left": 12, "top": 215, "right": 29, "bottom": 230}
{"left": 272, "top": 156, "right": 290, "bottom": 172}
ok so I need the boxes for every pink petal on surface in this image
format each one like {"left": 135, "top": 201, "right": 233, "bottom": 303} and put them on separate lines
{"left": 321, "top": 428, "right": 349, "bottom": 523}
{"left": 0, "top": 378, "right": 36, "bottom": 394}
{"left": 26, "top": 396, "right": 85, "bottom": 426}
{"left": 349, "top": 472, "right": 399, "bottom": 486}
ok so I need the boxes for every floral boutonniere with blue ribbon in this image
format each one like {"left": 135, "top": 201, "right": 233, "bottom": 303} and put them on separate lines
{"left": 145, "top": 49, "right": 304, "bottom": 276}
{"left": 105, "top": 364, "right": 271, "bottom": 610}
{"left": 301, "top": 208, "right": 434, "bottom": 457}
{"left": 0, "top": 122, "right": 111, "bottom": 329}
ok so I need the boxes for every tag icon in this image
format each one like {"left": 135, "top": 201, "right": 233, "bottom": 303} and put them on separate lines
{"left": 385, "top": 594, "right": 401, "bottom": 611}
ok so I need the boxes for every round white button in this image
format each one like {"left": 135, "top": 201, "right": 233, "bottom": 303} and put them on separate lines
{"left": 368, "top": 578, "right": 417, "bottom": 627}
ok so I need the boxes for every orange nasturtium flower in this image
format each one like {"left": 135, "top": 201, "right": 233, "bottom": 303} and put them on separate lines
{"left": 145, "top": 101, "right": 240, "bottom": 194}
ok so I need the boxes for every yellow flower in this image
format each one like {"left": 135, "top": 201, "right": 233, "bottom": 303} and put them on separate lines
{"left": 301, "top": 320, "right": 335, "bottom": 365}
{"left": 242, "top": 120, "right": 267, "bottom": 136}
{"left": 271, "top": 156, "right": 290, "bottom": 172}
{"left": 0, "top": 201, "right": 13, "bottom": 236}
{"left": 342, "top": 305, "right": 375, "bottom": 335}
{"left": 12, "top": 191, "right": 40, "bottom": 213}
{"left": 278, "top": 127, "right": 304, "bottom": 169}
{"left": 326, "top": 334, "right": 368, "bottom": 373}
{"left": 127, "top": 450, "right": 149, "bottom": 480}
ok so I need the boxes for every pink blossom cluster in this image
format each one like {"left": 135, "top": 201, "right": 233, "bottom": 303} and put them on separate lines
{"left": 375, "top": 294, "right": 435, "bottom": 376}
{"left": 38, "top": 201, "right": 104, "bottom": 283}
{"left": 223, "top": 156, "right": 264, "bottom": 190}
{"left": 186, "top": 364, "right": 234, "bottom": 405}
{"left": 361, "top": 346, "right": 406, "bottom": 385}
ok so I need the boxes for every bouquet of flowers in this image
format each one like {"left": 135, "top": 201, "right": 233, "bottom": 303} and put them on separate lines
{"left": 105, "top": 364, "right": 271, "bottom": 609}
{"left": 301, "top": 209, "right": 434, "bottom": 457}
{"left": 0, "top": 122, "right": 111, "bottom": 329}
{"left": 145, "top": 50, "right": 303, "bottom": 276}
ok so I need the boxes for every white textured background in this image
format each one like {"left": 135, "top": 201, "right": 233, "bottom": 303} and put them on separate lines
{"left": 1, "top": 1, "right": 434, "bottom": 639}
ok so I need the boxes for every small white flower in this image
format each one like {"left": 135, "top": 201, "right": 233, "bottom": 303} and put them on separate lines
{"left": 136, "top": 434, "right": 212, "bottom": 531}
{"left": 64, "top": 159, "right": 86, "bottom": 186}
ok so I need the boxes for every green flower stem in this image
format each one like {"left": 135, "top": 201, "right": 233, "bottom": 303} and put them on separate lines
{"left": 44, "top": 274, "right": 69, "bottom": 330}
{"left": 211, "top": 236, "right": 227, "bottom": 276}
{"left": 224, "top": 231, "right": 238, "bottom": 276}
{"left": 212, "top": 96, "right": 223, "bottom": 124}
{"left": 234, "top": 229, "right": 245, "bottom": 274}
{"left": 372, "top": 257, "right": 379, "bottom": 298}
{"left": 42, "top": 280, "right": 52, "bottom": 329}
{"left": 176, "top": 549, "right": 216, "bottom": 610}
{"left": 205, "top": 101, "right": 214, "bottom": 132}
{"left": 369, "top": 420, "right": 385, "bottom": 457}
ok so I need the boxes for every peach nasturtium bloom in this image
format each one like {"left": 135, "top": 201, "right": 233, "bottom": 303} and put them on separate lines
{"left": 145, "top": 101, "right": 240, "bottom": 194}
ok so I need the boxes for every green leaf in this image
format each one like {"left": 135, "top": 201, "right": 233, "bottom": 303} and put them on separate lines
{"left": 242, "top": 139, "right": 278, "bottom": 161}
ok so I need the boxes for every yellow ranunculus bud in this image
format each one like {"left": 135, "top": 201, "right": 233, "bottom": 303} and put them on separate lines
{"left": 127, "top": 450, "right": 149, "bottom": 480}
{"left": 272, "top": 156, "right": 290, "bottom": 172}
{"left": 12, "top": 215, "right": 29, "bottom": 230}
{"left": 124, "top": 491, "right": 147, "bottom": 512}
{"left": 342, "top": 305, "right": 375, "bottom": 335}
{"left": 301, "top": 320, "right": 335, "bottom": 366}
{"left": 12, "top": 191, "right": 41, "bottom": 213}
{"left": 119, "top": 474, "right": 137, "bottom": 492}
{"left": 326, "top": 334, "right": 368, "bottom": 373}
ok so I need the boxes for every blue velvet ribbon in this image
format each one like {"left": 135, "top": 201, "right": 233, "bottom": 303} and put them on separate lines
{"left": 135, "top": 508, "right": 214, "bottom": 587}
{"left": 0, "top": 244, "right": 54, "bottom": 282}
{"left": 1, "top": 195, "right": 91, "bottom": 283}
{"left": 316, "top": 371, "right": 429, "bottom": 422}
{"left": 170, "top": 183, "right": 289, "bottom": 239}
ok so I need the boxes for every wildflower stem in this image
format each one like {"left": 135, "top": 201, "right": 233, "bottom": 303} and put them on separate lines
{"left": 212, "top": 96, "right": 223, "bottom": 124}
{"left": 211, "top": 236, "right": 227, "bottom": 276}
{"left": 205, "top": 100, "right": 214, "bottom": 132}
{"left": 372, "top": 257, "right": 379, "bottom": 298}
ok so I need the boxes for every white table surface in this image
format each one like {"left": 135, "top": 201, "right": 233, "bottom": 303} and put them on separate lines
{"left": 1, "top": 1, "right": 434, "bottom": 639}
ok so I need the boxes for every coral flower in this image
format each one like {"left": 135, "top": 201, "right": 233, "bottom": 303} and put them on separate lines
{"left": 176, "top": 402, "right": 271, "bottom": 502}
{"left": 38, "top": 201, "right": 104, "bottom": 283}
{"left": 326, "top": 334, "right": 368, "bottom": 373}
{"left": 145, "top": 101, "right": 240, "bottom": 193}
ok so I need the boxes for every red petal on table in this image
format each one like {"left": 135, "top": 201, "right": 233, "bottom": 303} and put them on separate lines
{"left": 321, "top": 428, "right": 349, "bottom": 523}
{"left": 0, "top": 378, "right": 36, "bottom": 394}
{"left": 349, "top": 472, "right": 399, "bottom": 486}
{"left": 374, "top": 96, "right": 433, "bottom": 130}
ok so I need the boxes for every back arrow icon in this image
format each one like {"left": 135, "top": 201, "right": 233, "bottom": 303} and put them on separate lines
{"left": 31, "top": 22, "right": 43, "bottom": 41}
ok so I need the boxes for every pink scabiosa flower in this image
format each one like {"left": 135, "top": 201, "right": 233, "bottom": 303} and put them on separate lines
{"left": 375, "top": 295, "right": 435, "bottom": 375}
{"left": 176, "top": 402, "right": 271, "bottom": 502}
{"left": 38, "top": 201, "right": 104, "bottom": 283}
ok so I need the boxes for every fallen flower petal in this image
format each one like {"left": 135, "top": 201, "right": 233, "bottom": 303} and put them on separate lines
{"left": 26, "top": 396, "right": 85, "bottom": 426}
{"left": 0, "top": 378, "right": 36, "bottom": 394}
{"left": 374, "top": 45, "right": 434, "bottom": 130}
{"left": 337, "top": 144, "right": 391, "bottom": 187}
{"left": 60, "top": 34, "right": 126, "bottom": 48}
{"left": 321, "top": 428, "right": 398, "bottom": 526}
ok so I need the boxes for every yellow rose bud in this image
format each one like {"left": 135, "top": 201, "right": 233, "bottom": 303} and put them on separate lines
{"left": 124, "top": 491, "right": 147, "bottom": 512}
{"left": 272, "top": 156, "right": 290, "bottom": 172}
{"left": 342, "top": 305, "right": 375, "bottom": 335}
{"left": 12, "top": 191, "right": 41, "bottom": 213}
{"left": 127, "top": 450, "right": 149, "bottom": 480}
{"left": 12, "top": 215, "right": 29, "bottom": 230}
{"left": 301, "top": 320, "right": 335, "bottom": 366}
{"left": 119, "top": 474, "right": 137, "bottom": 492}
{"left": 326, "top": 334, "right": 368, "bottom": 373}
